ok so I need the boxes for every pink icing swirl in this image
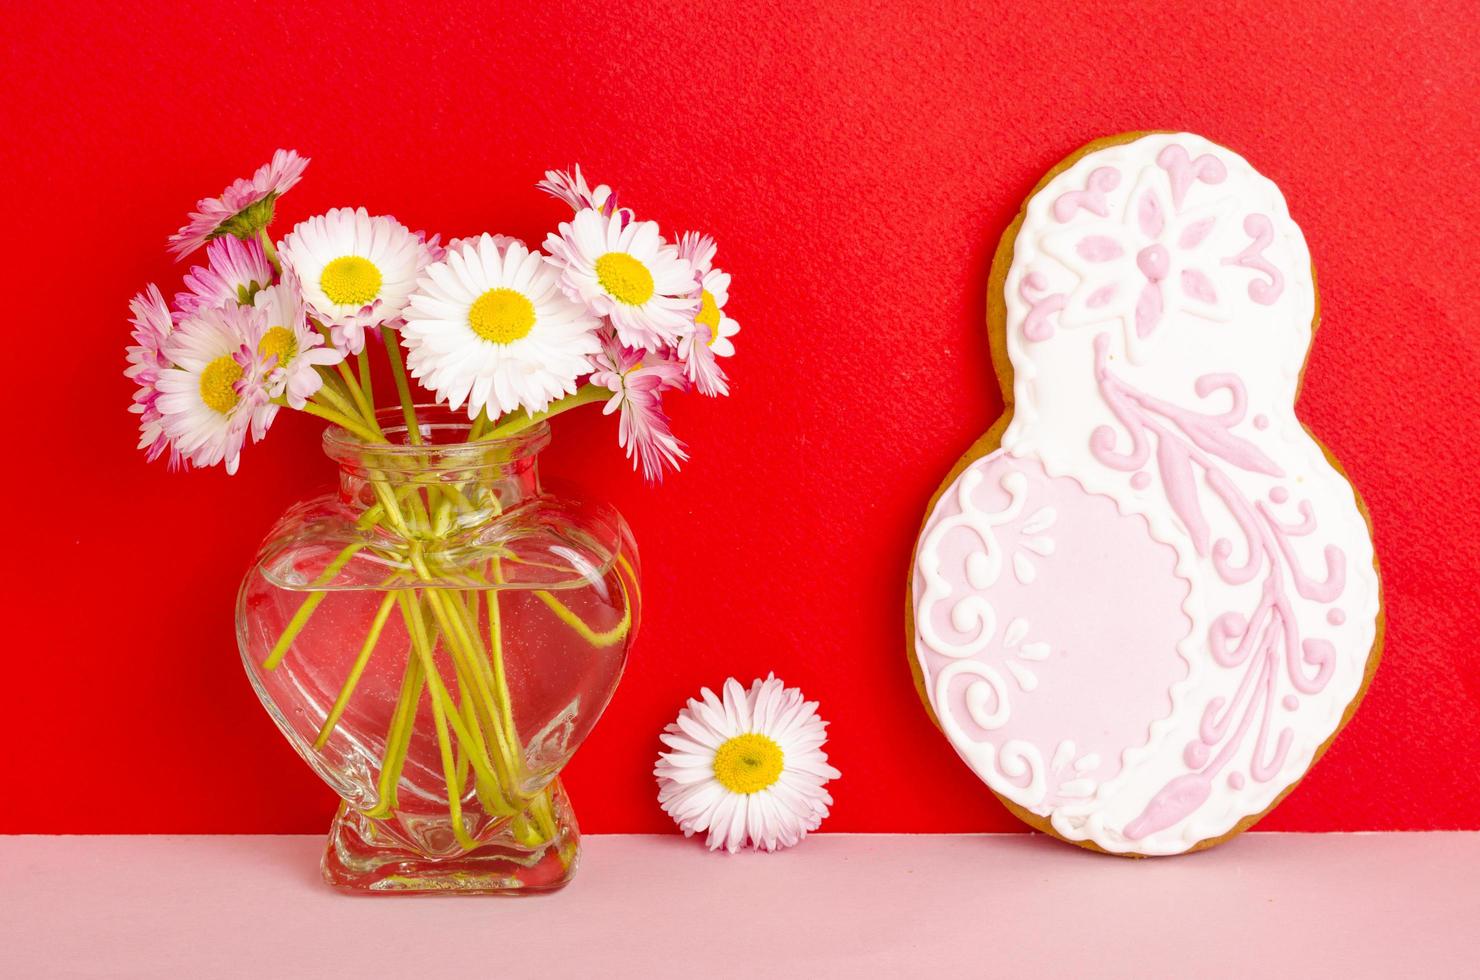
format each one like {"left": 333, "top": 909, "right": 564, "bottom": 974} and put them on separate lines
{"left": 1223, "top": 214, "right": 1285, "bottom": 305}
{"left": 1020, "top": 272, "right": 1066, "bottom": 343}
{"left": 1053, "top": 166, "right": 1121, "bottom": 222}
{"left": 1156, "top": 144, "right": 1227, "bottom": 209}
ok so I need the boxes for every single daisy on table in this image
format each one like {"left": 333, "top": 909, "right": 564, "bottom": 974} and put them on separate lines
{"left": 168, "top": 148, "right": 309, "bottom": 259}
{"left": 401, "top": 235, "right": 601, "bottom": 420}
{"left": 544, "top": 208, "right": 698, "bottom": 352}
{"left": 278, "top": 207, "right": 431, "bottom": 356}
{"left": 537, "top": 164, "right": 618, "bottom": 216}
{"left": 589, "top": 339, "right": 688, "bottom": 482}
{"left": 174, "top": 236, "right": 275, "bottom": 316}
{"left": 155, "top": 303, "right": 271, "bottom": 475}
{"left": 254, "top": 270, "right": 343, "bottom": 410}
{"left": 125, "top": 284, "right": 182, "bottom": 468}
{"left": 655, "top": 675, "right": 840, "bottom": 854}
{"left": 675, "top": 231, "right": 740, "bottom": 397}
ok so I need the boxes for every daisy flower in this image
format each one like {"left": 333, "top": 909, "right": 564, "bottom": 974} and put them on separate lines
{"left": 415, "top": 229, "right": 448, "bottom": 265}
{"left": 155, "top": 303, "right": 271, "bottom": 474}
{"left": 254, "top": 270, "right": 343, "bottom": 410}
{"left": 278, "top": 207, "right": 431, "bottom": 356}
{"left": 655, "top": 675, "right": 841, "bottom": 854}
{"left": 544, "top": 208, "right": 699, "bottom": 352}
{"left": 675, "top": 232, "right": 740, "bottom": 397}
{"left": 174, "top": 236, "right": 275, "bottom": 316}
{"left": 168, "top": 149, "right": 309, "bottom": 259}
{"left": 537, "top": 165, "right": 617, "bottom": 216}
{"left": 124, "top": 284, "right": 183, "bottom": 468}
{"left": 446, "top": 233, "right": 523, "bottom": 257}
{"left": 589, "top": 339, "right": 688, "bottom": 481}
{"left": 402, "top": 235, "right": 602, "bottom": 420}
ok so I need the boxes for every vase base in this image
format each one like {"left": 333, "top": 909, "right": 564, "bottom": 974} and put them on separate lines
{"left": 321, "top": 785, "right": 580, "bottom": 895}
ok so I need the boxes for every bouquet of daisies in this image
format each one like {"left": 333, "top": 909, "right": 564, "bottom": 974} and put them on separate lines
{"left": 126, "top": 149, "right": 738, "bottom": 481}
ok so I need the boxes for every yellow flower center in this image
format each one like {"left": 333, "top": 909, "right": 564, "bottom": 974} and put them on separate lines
{"left": 199, "top": 355, "right": 243, "bottom": 415}
{"left": 258, "top": 326, "right": 298, "bottom": 368}
{"left": 595, "top": 252, "right": 655, "bottom": 306}
{"left": 712, "top": 733, "right": 784, "bottom": 795}
{"left": 468, "top": 287, "right": 536, "bottom": 344}
{"left": 695, "top": 289, "right": 721, "bottom": 342}
{"left": 319, "top": 255, "right": 382, "bottom": 307}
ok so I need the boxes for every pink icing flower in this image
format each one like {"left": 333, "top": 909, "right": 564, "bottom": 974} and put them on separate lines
{"left": 168, "top": 149, "right": 309, "bottom": 259}
{"left": 1035, "top": 145, "right": 1243, "bottom": 361}
{"left": 588, "top": 336, "right": 688, "bottom": 482}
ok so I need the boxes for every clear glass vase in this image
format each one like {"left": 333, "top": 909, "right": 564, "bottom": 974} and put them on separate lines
{"left": 237, "top": 406, "right": 639, "bottom": 894}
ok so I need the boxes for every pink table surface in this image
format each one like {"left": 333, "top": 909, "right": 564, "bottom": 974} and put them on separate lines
{"left": 2, "top": 833, "right": 1476, "bottom": 978}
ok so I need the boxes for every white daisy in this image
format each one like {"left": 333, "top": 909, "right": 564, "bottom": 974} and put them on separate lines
{"left": 254, "top": 270, "right": 343, "bottom": 409}
{"left": 277, "top": 207, "right": 430, "bottom": 355}
{"left": 402, "top": 234, "right": 602, "bottom": 419}
{"left": 544, "top": 208, "right": 698, "bottom": 352}
{"left": 537, "top": 164, "right": 617, "bottom": 215}
{"left": 655, "top": 675, "right": 840, "bottom": 853}
{"left": 675, "top": 232, "right": 739, "bottom": 396}
{"left": 155, "top": 303, "right": 271, "bottom": 474}
{"left": 175, "top": 236, "right": 275, "bottom": 316}
{"left": 124, "top": 283, "right": 182, "bottom": 468}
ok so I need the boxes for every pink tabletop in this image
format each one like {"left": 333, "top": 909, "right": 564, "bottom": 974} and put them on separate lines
{"left": 2, "top": 833, "right": 1476, "bottom": 978}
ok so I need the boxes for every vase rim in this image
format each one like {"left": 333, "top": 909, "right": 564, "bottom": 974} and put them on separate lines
{"left": 322, "top": 403, "right": 551, "bottom": 469}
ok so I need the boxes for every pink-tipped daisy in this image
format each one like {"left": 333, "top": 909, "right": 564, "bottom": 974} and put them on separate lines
{"left": 168, "top": 149, "right": 309, "bottom": 259}
{"left": 155, "top": 303, "right": 271, "bottom": 474}
{"left": 675, "top": 232, "right": 739, "bottom": 397}
{"left": 254, "top": 269, "right": 343, "bottom": 410}
{"left": 445, "top": 233, "right": 524, "bottom": 257}
{"left": 544, "top": 209, "right": 699, "bottom": 352}
{"left": 415, "top": 230, "right": 448, "bottom": 265}
{"left": 174, "top": 236, "right": 275, "bottom": 316}
{"left": 278, "top": 207, "right": 432, "bottom": 356}
{"left": 589, "top": 338, "right": 688, "bottom": 481}
{"left": 537, "top": 165, "right": 617, "bottom": 215}
{"left": 402, "top": 235, "right": 601, "bottom": 420}
{"left": 125, "top": 284, "right": 184, "bottom": 468}
{"left": 655, "top": 675, "right": 841, "bottom": 854}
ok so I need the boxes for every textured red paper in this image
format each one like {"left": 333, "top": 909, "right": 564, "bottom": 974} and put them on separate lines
{"left": 2, "top": 1, "right": 1476, "bottom": 834}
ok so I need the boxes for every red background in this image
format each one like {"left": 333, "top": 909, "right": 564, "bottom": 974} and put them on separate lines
{"left": 4, "top": 1, "right": 1477, "bottom": 835}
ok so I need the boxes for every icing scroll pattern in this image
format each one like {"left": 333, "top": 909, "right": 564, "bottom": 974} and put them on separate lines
{"left": 914, "top": 468, "right": 1027, "bottom": 660}
{"left": 1088, "top": 336, "right": 1347, "bottom": 840}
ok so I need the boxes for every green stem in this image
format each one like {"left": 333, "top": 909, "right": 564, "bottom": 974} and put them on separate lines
{"left": 313, "top": 591, "right": 397, "bottom": 749}
{"left": 258, "top": 228, "right": 280, "bottom": 273}
{"left": 533, "top": 586, "right": 632, "bottom": 648}
{"left": 381, "top": 330, "right": 422, "bottom": 444}
{"left": 300, "top": 401, "right": 381, "bottom": 444}
{"left": 356, "top": 349, "right": 376, "bottom": 414}
{"left": 399, "top": 591, "right": 500, "bottom": 847}
{"left": 360, "top": 641, "right": 424, "bottom": 819}
{"left": 262, "top": 543, "right": 366, "bottom": 670}
{"left": 487, "top": 384, "right": 609, "bottom": 438}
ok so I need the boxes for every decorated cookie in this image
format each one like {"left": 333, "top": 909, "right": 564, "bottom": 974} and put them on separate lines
{"left": 908, "top": 132, "right": 1382, "bottom": 856}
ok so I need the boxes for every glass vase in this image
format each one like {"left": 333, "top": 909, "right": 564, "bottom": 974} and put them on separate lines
{"left": 236, "top": 406, "right": 639, "bottom": 894}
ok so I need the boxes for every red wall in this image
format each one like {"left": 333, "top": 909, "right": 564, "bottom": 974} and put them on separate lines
{"left": 4, "top": 0, "right": 1477, "bottom": 834}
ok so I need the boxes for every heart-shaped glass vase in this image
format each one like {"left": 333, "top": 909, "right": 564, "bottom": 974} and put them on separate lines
{"left": 236, "top": 409, "right": 638, "bottom": 893}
